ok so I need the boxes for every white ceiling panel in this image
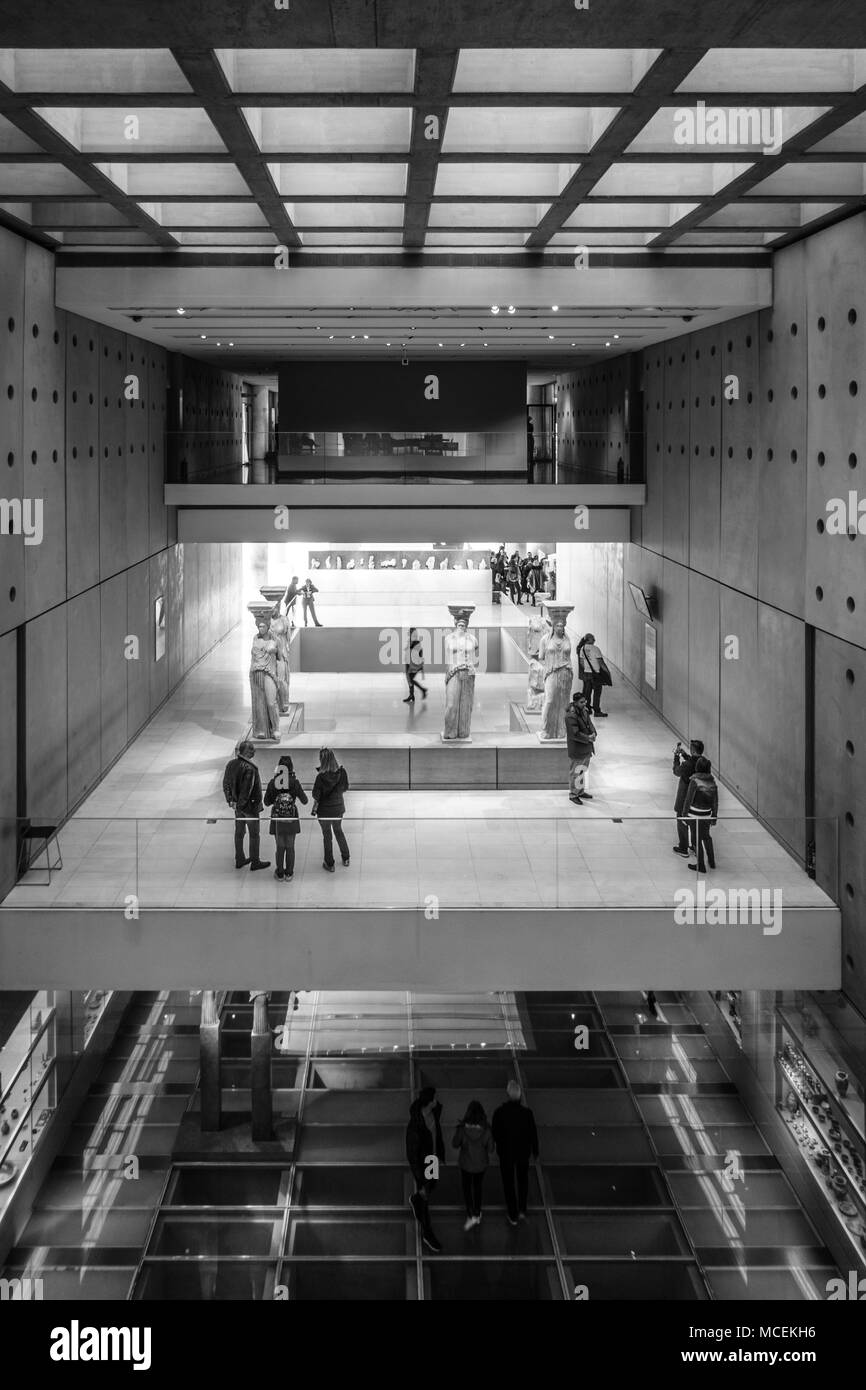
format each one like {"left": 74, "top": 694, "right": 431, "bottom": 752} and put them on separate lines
{"left": 271, "top": 162, "right": 407, "bottom": 196}
{"left": 443, "top": 107, "right": 619, "bottom": 153}
{"left": 216, "top": 49, "right": 416, "bottom": 93}
{"left": 435, "top": 162, "right": 576, "bottom": 197}
{"left": 453, "top": 49, "right": 661, "bottom": 93}
{"left": 245, "top": 107, "right": 413, "bottom": 153}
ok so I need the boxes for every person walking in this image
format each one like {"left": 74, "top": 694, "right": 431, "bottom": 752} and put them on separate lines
{"left": 300, "top": 577, "right": 322, "bottom": 627}
{"left": 403, "top": 626, "right": 428, "bottom": 703}
{"left": 685, "top": 756, "right": 718, "bottom": 873}
{"left": 263, "top": 754, "right": 308, "bottom": 881}
{"left": 564, "top": 692, "right": 597, "bottom": 805}
{"left": 453, "top": 1101, "right": 495, "bottom": 1231}
{"left": 672, "top": 738, "right": 704, "bottom": 858}
{"left": 222, "top": 741, "right": 270, "bottom": 872}
{"left": 311, "top": 747, "right": 350, "bottom": 872}
{"left": 406, "top": 1086, "right": 445, "bottom": 1253}
{"left": 492, "top": 1080, "right": 539, "bottom": 1226}
{"left": 576, "top": 633, "right": 611, "bottom": 717}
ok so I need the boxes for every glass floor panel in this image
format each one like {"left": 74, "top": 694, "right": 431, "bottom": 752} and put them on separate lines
{"left": 287, "top": 1214, "right": 415, "bottom": 1257}
{"left": 135, "top": 1261, "right": 278, "bottom": 1301}
{"left": 567, "top": 1262, "right": 708, "bottom": 1300}
{"left": 555, "top": 1212, "right": 693, "bottom": 1258}
{"left": 168, "top": 1168, "right": 290, "bottom": 1207}
{"left": 150, "top": 1213, "right": 283, "bottom": 1258}
{"left": 278, "top": 1260, "right": 415, "bottom": 1301}
{"left": 291, "top": 1165, "right": 407, "bottom": 1207}
{"left": 425, "top": 1260, "right": 562, "bottom": 1301}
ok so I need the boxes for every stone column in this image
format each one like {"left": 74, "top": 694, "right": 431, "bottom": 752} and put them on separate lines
{"left": 200, "top": 990, "right": 221, "bottom": 1133}
{"left": 250, "top": 990, "right": 273, "bottom": 1141}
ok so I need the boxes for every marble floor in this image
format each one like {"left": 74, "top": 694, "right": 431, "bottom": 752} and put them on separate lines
{"left": 3, "top": 626, "right": 835, "bottom": 912}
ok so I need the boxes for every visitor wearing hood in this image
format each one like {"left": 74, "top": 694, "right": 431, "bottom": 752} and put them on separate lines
{"left": 453, "top": 1100, "right": 495, "bottom": 1231}
{"left": 406, "top": 1086, "right": 445, "bottom": 1253}
{"left": 684, "top": 755, "right": 718, "bottom": 873}
{"left": 311, "top": 747, "right": 350, "bottom": 872}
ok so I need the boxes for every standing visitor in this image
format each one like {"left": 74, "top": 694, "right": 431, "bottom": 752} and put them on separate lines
{"left": 564, "top": 692, "right": 597, "bottom": 805}
{"left": 403, "top": 626, "right": 428, "bottom": 703}
{"left": 406, "top": 1087, "right": 445, "bottom": 1253}
{"left": 311, "top": 747, "right": 350, "bottom": 871}
{"left": 576, "top": 633, "right": 611, "bottom": 717}
{"left": 672, "top": 738, "right": 704, "bottom": 858}
{"left": 685, "top": 756, "right": 718, "bottom": 873}
{"left": 283, "top": 576, "right": 300, "bottom": 624}
{"left": 263, "top": 754, "right": 308, "bottom": 882}
{"left": 453, "top": 1101, "right": 495, "bottom": 1231}
{"left": 506, "top": 552, "right": 521, "bottom": 605}
{"left": 300, "top": 577, "right": 322, "bottom": 627}
{"left": 492, "top": 1081, "right": 539, "bottom": 1226}
{"left": 222, "top": 742, "right": 270, "bottom": 872}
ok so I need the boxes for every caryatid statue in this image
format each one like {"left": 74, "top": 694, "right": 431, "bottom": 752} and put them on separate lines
{"left": 260, "top": 586, "right": 291, "bottom": 714}
{"left": 442, "top": 605, "right": 478, "bottom": 741}
{"left": 538, "top": 604, "right": 575, "bottom": 740}
{"left": 526, "top": 610, "right": 548, "bottom": 712}
{"left": 248, "top": 603, "right": 281, "bottom": 742}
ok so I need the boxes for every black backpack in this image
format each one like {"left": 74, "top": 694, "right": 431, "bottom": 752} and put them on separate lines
{"left": 273, "top": 789, "right": 298, "bottom": 820}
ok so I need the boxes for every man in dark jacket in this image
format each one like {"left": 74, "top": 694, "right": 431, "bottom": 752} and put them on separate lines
{"left": 492, "top": 1081, "right": 539, "bottom": 1226}
{"left": 301, "top": 577, "right": 322, "bottom": 627}
{"left": 672, "top": 738, "right": 704, "bottom": 857}
{"left": 564, "top": 693, "right": 597, "bottom": 806}
{"left": 222, "top": 741, "right": 270, "bottom": 871}
{"left": 406, "top": 1086, "right": 445, "bottom": 1253}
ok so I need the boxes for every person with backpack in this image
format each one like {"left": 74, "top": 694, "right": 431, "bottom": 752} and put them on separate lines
{"left": 684, "top": 755, "right": 719, "bottom": 873}
{"left": 311, "top": 747, "right": 350, "bottom": 872}
{"left": 576, "top": 632, "right": 611, "bottom": 717}
{"left": 452, "top": 1100, "right": 495, "bottom": 1231}
{"left": 263, "top": 754, "right": 309, "bottom": 881}
{"left": 672, "top": 738, "right": 704, "bottom": 857}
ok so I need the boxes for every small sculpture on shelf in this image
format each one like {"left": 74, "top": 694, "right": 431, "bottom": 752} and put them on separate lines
{"left": 442, "top": 606, "right": 478, "bottom": 741}
{"left": 260, "top": 588, "right": 291, "bottom": 715}
{"left": 538, "top": 604, "right": 575, "bottom": 740}
{"left": 248, "top": 604, "right": 281, "bottom": 742}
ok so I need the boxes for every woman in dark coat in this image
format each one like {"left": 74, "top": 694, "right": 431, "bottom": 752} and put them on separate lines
{"left": 263, "top": 754, "right": 308, "bottom": 881}
{"left": 311, "top": 747, "right": 350, "bottom": 872}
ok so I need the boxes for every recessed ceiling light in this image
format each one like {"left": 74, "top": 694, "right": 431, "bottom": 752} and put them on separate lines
{"left": 216, "top": 341, "right": 221, "bottom": 346}
{"left": 438, "top": 342, "right": 443, "bottom": 347}
{"left": 571, "top": 342, "right": 575, "bottom": 347}
{"left": 200, "top": 334, "right": 206, "bottom": 340}
{"left": 614, "top": 333, "right": 620, "bottom": 339}
{"left": 329, "top": 334, "right": 334, "bottom": 340}
{"left": 483, "top": 342, "right": 488, "bottom": 347}
{"left": 548, "top": 335, "right": 554, "bottom": 340}
{"left": 351, "top": 334, "right": 356, "bottom": 340}
{"left": 176, "top": 307, "right": 185, "bottom": 315}
{"left": 229, "top": 341, "right": 234, "bottom": 347}
{"left": 491, "top": 305, "right": 500, "bottom": 314}
{"left": 460, "top": 342, "right": 465, "bottom": 347}
{"left": 605, "top": 341, "right": 611, "bottom": 347}
{"left": 316, "top": 325, "right": 321, "bottom": 331}
{"left": 507, "top": 305, "right": 516, "bottom": 314}
{"left": 551, "top": 305, "right": 559, "bottom": 312}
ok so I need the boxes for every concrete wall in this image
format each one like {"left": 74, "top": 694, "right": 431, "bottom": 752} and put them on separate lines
{"left": 556, "top": 354, "right": 641, "bottom": 480}
{"left": 624, "top": 212, "right": 866, "bottom": 1014}
{"left": 0, "top": 226, "right": 242, "bottom": 898}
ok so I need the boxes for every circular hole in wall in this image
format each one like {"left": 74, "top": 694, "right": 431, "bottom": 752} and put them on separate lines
{"left": 818, "top": 384, "right": 826, "bottom": 398}
{"left": 849, "top": 308, "right": 858, "bottom": 325}
{"left": 817, "top": 519, "right": 825, "bottom": 534}
{"left": 847, "top": 596, "right": 855, "bottom": 612}
{"left": 767, "top": 447, "right": 774, "bottom": 461}
{"left": 30, "top": 388, "right": 37, "bottom": 401}
{"left": 845, "top": 811, "right": 855, "bottom": 828}
{"left": 849, "top": 381, "right": 858, "bottom": 396}
{"left": 72, "top": 447, "right": 77, "bottom": 459}
{"left": 815, "top": 585, "right": 824, "bottom": 601}
{"left": 791, "top": 386, "right": 798, "bottom": 399}
{"left": 791, "top": 322, "right": 798, "bottom": 336}
{"left": 52, "top": 449, "right": 57, "bottom": 462}
{"left": 7, "top": 317, "right": 14, "bottom": 333}
{"left": 791, "top": 449, "right": 797, "bottom": 462}
{"left": 727, "top": 340, "right": 733, "bottom": 352}
{"left": 52, "top": 389, "right": 58, "bottom": 403}
{"left": 30, "top": 451, "right": 36, "bottom": 464}
{"left": 767, "top": 388, "right": 774, "bottom": 402}
{"left": 817, "top": 316, "right": 826, "bottom": 331}
{"left": 846, "top": 740, "right": 855, "bottom": 756}
{"left": 846, "top": 668, "right": 855, "bottom": 685}
{"left": 849, "top": 452, "right": 857, "bottom": 468}
{"left": 6, "top": 452, "right": 13, "bottom": 467}
{"left": 846, "top": 954, "right": 855, "bottom": 970}
{"left": 846, "top": 884, "right": 855, "bottom": 900}
{"left": 767, "top": 328, "right": 774, "bottom": 342}
{"left": 31, "top": 324, "right": 38, "bottom": 338}
{"left": 6, "top": 385, "right": 13, "bottom": 400}
{"left": 746, "top": 447, "right": 753, "bottom": 459}
{"left": 8, "top": 586, "right": 16, "bottom": 601}
{"left": 53, "top": 330, "right": 59, "bottom": 345}
{"left": 817, "top": 451, "right": 825, "bottom": 466}
{"left": 746, "top": 334, "right": 752, "bottom": 348}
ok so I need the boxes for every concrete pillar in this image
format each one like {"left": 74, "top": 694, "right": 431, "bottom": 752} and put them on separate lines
{"left": 250, "top": 990, "right": 273, "bottom": 1141}
{"left": 251, "top": 385, "right": 269, "bottom": 461}
{"left": 200, "top": 990, "right": 221, "bottom": 1132}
